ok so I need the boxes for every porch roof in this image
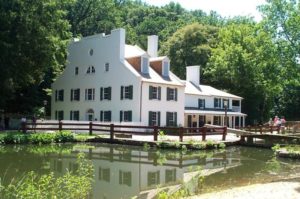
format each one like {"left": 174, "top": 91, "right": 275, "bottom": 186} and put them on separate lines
{"left": 184, "top": 109, "right": 247, "bottom": 116}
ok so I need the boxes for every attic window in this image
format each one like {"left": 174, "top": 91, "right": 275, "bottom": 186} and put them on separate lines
{"left": 162, "top": 61, "right": 169, "bottom": 77}
{"left": 86, "top": 66, "right": 95, "bottom": 74}
{"left": 89, "top": 49, "right": 93, "bottom": 56}
{"left": 141, "top": 57, "right": 149, "bottom": 74}
{"left": 105, "top": 63, "right": 109, "bottom": 72}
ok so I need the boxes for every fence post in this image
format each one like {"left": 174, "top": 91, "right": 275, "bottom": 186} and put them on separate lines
{"left": 259, "top": 125, "right": 263, "bottom": 134}
{"left": 222, "top": 127, "right": 227, "bottom": 141}
{"left": 89, "top": 122, "right": 93, "bottom": 135}
{"left": 179, "top": 127, "right": 184, "bottom": 142}
{"left": 22, "top": 122, "right": 27, "bottom": 134}
{"left": 277, "top": 126, "right": 280, "bottom": 134}
{"left": 202, "top": 127, "right": 207, "bottom": 141}
{"left": 270, "top": 126, "right": 273, "bottom": 134}
{"left": 153, "top": 126, "right": 158, "bottom": 141}
{"left": 110, "top": 124, "right": 114, "bottom": 140}
{"left": 59, "top": 120, "right": 62, "bottom": 131}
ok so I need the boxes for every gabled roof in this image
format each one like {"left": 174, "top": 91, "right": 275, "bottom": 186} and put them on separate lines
{"left": 183, "top": 80, "right": 243, "bottom": 99}
{"left": 125, "top": 45, "right": 147, "bottom": 58}
{"left": 149, "top": 56, "right": 168, "bottom": 62}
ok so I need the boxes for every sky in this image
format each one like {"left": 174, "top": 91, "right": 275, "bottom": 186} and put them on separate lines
{"left": 143, "top": 0, "right": 266, "bottom": 21}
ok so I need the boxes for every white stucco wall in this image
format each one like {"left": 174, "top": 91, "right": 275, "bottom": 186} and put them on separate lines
{"left": 51, "top": 29, "right": 142, "bottom": 122}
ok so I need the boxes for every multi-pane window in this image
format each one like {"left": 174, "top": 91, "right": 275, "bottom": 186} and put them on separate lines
{"left": 75, "top": 67, "right": 79, "bottom": 75}
{"left": 55, "top": 90, "right": 64, "bottom": 101}
{"left": 99, "top": 167, "right": 110, "bottom": 182}
{"left": 100, "top": 87, "right": 111, "bottom": 100}
{"left": 141, "top": 57, "right": 149, "bottom": 74}
{"left": 55, "top": 110, "right": 64, "bottom": 120}
{"left": 85, "top": 88, "right": 95, "bottom": 100}
{"left": 100, "top": 111, "right": 111, "bottom": 122}
{"left": 147, "top": 171, "right": 160, "bottom": 186}
{"left": 70, "top": 89, "right": 80, "bottom": 101}
{"left": 120, "top": 111, "right": 132, "bottom": 122}
{"left": 166, "top": 112, "right": 177, "bottom": 126}
{"left": 86, "top": 66, "right": 95, "bottom": 74}
{"left": 214, "top": 98, "right": 221, "bottom": 108}
{"left": 148, "top": 111, "right": 160, "bottom": 126}
{"left": 120, "top": 85, "right": 133, "bottom": 100}
{"left": 149, "top": 86, "right": 161, "bottom": 100}
{"left": 162, "top": 61, "right": 169, "bottom": 76}
{"left": 198, "top": 99, "right": 205, "bottom": 109}
{"left": 213, "top": 116, "right": 221, "bottom": 125}
{"left": 165, "top": 169, "right": 176, "bottom": 183}
{"left": 119, "top": 170, "right": 132, "bottom": 187}
{"left": 166, "top": 87, "right": 177, "bottom": 101}
{"left": 105, "top": 63, "right": 109, "bottom": 72}
{"left": 70, "top": 111, "right": 79, "bottom": 120}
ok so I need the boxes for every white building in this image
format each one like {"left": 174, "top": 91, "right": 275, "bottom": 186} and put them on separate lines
{"left": 51, "top": 28, "right": 246, "bottom": 128}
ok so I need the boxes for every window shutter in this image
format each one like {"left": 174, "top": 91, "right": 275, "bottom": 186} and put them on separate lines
{"left": 77, "top": 89, "right": 80, "bottom": 101}
{"left": 128, "top": 111, "right": 132, "bottom": 122}
{"left": 121, "top": 86, "right": 124, "bottom": 100}
{"left": 55, "top": 90, "right": 58, "bottom": 101}
{"left": 203, "top": 100, "right": 205, "bottom": 109}
{"left": 158, "top": 112, "right": 161, "bottom": 126}
{"left": 148, "top": 111, "right": 152, "bottom": 126}
{"left": 198, "top": 99, "right": 201, "bottom": 108}
{"left": 129, "top": 85, "right": 133, "bottom": 99}
{"left": 100, "top": 111, "right": 103, "bottom": 122}
{"left": 61, "top": 90, "right": 64, "bottom": 101}
{"left": 149, "top": 86, "right": 153, "bottom": 100}
{"left": 108, "top": 111, "right": 111, "bottom": 122}
{"left": 70, "top": 89, "right": 73, "bottom": 101}
{"left": 85, "top": 89, "right": 87, "bottom": 100}
{"left": 120, "top": 111, "right": 123, "bottom": 122}
{"left": 167, "top": 88, "right": 170, "bottom": 101}
{"left": 100, "top": 87, "right": 103, "bottom": 101}
{"left": 108, "top": 87, "right": 112, "bottom": 100}
{"left": 214, "top": 98, "right": 217, "bottom": 108}
{"left": 166, "top": 112, "right": 170, "bottom": 126}
{"left": 175, "top": 88, "right": 178, "bottom": 101}
{"left": 70, "top": 111, "right": 73, "bottom": 120}
{"left": 158, "top": 87, "right": 161, "bottom": 100}
{"left": 174, "top": 112, "right": 177, "bottom": 126}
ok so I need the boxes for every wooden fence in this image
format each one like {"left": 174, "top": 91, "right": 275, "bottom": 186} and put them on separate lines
{"left": 21, "top": 121, "right": 227, "bottom": 142}
{"left": 237, "top": 125, "right": 280, "bottom": 134}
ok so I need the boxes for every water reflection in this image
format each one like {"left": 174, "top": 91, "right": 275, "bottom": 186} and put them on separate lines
{"left": 1, "top": 144, "right": 300, "bottom": 199}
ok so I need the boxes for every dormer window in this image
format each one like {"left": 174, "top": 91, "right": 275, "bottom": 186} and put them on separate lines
{"left": 141, "top": 57, "right": 149, "bottom": 74}
{"left": 162, "top": 61, "right": 169, "bottom": 77}
{"left": 86, "top": 66, "right": 95, "bottom": 74}
{"left": 105, "top": 63, "right": 109, "bottom": 72}
{"left": 89, "top": 49, "right": 93, "bottom": 56}
{"left": 75, "top": 67, "right": 79, "bottom": 75}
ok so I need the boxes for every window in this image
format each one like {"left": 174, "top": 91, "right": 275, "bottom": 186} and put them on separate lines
{"left": 167, "top": 87, "right": 177, "bottom": 101}
{"left": 99, "top": 167, "right": 110, "bottom": 182}
{"left": 198, "top": 99, "right": 205, "bottom": 109}
{"left": 120, "top": 111, "right": 132, "bottom": 122}
{"left": 120, "top": 85, "right": 133, "bottom": 100}
{"left": 55, "top": 110, "right": 64, "bottom": 120}
{"left": 55, "top": 90, "right": 64, "bottom": 101}
{"left": 70, "top": 89, "right": 80, "bottom": 101}
{"left": 148, "top": 171, "right": 160, "bottom": 186}
{"left": 214, "top": 98, "right": 221, "bottom": 108}
{"left": 232, "top": 100, "right": 240, "bottom": 106}
{"left": 162, "top": 61, "right": 169, "bottom": 77}
{"left": 100, "top": 87, "right": 111, "bottom": 100}
{"left": 86, "top": 66, "right": 95, "bottom": 74}
{"left": 213, "top": 116, "right": 221, "bottom": 125}
{"left": 166, "top": 112, "right": 177, "bottom": 127}
{"left": 149, "top": 86, "right": 161, "bottom": 100}
{"left": 148, "top": 111, "right": 160, "bottom": 126}
{"left": 85, "top": 88, "right": 95, "bottom": 101}
{"left": 75, "top": 67, "right": 79, "bottom": 75}
{"left": 141, "top": 57, "right": 149, "bottom": 74}
{"left": 165, "top": 169, "right": 176, "bottom": 183}
{"left": 105, "top": 63, "right": 109, "bottom": 72}
{"left": 89, "top": 49, "right": 93, "bottom": 56}
{"left": 70, "top": 111, "right": 79, "bottom": 120}
{"left": 119, "top": 170, "right": 132, "bottom": 187}
{"left": 100, "top": 111, "right": 111, "bottom": 122}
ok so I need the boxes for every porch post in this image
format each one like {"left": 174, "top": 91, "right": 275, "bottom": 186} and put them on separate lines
{"left": 233, "top": 116, "right": 236, "bottom": 129}
{"left": 239, "top": 116, "right": 241, "bottom": 127}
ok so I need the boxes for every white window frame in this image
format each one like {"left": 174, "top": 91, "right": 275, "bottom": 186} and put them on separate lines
{"left": 85, "top": 88, "right": 95, "bottom": 101}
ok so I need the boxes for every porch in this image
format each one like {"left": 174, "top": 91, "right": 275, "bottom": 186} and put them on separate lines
{"left": 184, "top": 110, "right": 246, "bottom": 128}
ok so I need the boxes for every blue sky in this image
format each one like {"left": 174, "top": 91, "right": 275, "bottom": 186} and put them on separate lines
{"left": 143, "top": 0, "right": 266, "bottom": 21}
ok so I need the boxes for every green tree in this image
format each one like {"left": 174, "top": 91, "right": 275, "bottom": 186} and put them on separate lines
{"left": 160, "top": 23, "right": 219, "bottom": 81}
{"left": 0, "top": 0, "right": 71, "bottom": 112}
{"left": 206, "top": 23, "right": 281, "bottom": 123}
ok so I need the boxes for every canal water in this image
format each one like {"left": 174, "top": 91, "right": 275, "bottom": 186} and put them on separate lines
{"left": 0, "top": 143, "right": 300, "bottom": 199}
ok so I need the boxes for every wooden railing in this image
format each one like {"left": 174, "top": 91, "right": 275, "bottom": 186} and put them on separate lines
{"left": 238, "top": 125, "right": 280, "bottom": 134}
{"left": 21, "top": 121, "right": 227, "bottom": 142}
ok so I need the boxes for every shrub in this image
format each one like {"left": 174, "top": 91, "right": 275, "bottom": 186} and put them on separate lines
{"left": 54, "top": 131, "right": 75, "bottom": 143}
{"left": 29, "top": 133, "right": 55, "bottom": 144}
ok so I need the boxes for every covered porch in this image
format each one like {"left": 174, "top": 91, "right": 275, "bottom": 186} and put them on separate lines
{"left": 184, "top": 110, "right": 246, "bottom": 128}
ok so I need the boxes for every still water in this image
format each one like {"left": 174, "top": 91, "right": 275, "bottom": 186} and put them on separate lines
{"left": 0, "top": 143, "right": 300, "bottom": 199}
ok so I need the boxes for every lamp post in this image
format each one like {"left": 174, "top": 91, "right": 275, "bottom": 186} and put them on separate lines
{"left": 43, "top": 100, "right": 47, "bottom": 120}
{"left": 224, "top": 100, "right": 228, "bottom": 127}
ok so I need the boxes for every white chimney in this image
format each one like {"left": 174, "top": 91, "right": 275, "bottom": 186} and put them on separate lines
{"left": 147, "top": 35, "right": 158, "bottom": 57}
{"left": 186, "top": 66, "right": 200, "bottom": 85}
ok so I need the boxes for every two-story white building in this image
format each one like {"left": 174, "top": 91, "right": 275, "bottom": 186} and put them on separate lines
{"left": 51, "top": 28, "right": 246, "bottom": 128}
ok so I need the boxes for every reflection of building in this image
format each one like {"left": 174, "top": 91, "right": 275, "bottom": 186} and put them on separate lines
{"left": 50, "top": 145, "right": 241, "bottom": 199}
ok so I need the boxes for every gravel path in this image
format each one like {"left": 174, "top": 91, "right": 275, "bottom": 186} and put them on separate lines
{"left": 187, "top": 181, "right": 300, "bottom": 199}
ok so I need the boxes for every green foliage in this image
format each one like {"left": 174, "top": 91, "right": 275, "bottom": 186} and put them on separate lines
{"left": 0, "top": 153, "right": 94, "bottom": 199}
{"left": 272, "top": 144, "right": 281, "bottom": 151}
{"left": 143, "top": 143, "right": 150, "bottom": 151}
{"left": 54, "top": 131, "right": 75, "bottom": 143}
